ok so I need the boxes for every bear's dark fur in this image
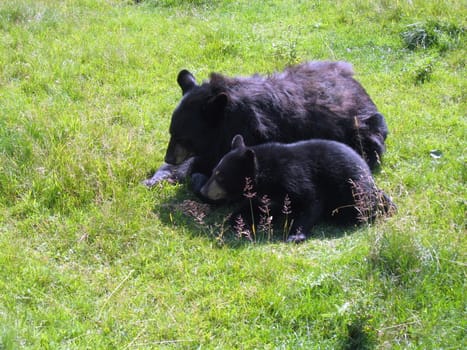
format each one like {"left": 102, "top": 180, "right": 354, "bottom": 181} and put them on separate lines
{"left": 200, "top": 135, "right": 395, "bottom": 243}
{"left": 144, "top": 61, "right": 388, "bottom": 190}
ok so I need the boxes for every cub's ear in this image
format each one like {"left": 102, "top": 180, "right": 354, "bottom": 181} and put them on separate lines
{"left": 177, "top": 70, "right": 197, "bottom": 95}
{"left": 231, "top": 134, "right": 246, "bottom": 150}
{"left": 244, "top": 149, "right": 256, "bottom": 169}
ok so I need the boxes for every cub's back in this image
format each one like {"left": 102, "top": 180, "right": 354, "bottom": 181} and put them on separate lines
{"left": 254, "top": 139, "right": 371, "bottom": 185}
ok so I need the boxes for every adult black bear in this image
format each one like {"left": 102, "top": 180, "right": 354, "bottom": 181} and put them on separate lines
{"left": 144, "top": 61, "right": 388, "bottom": 190}
{"left": 200, "top": 135, "right": 395, "bottom": 243}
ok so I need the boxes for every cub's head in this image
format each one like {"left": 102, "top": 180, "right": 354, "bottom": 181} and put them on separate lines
{"left": 164, "top": 70, "right": 229, "bottom": 165}
{"left": 200, "top": 135, "right": 256, "bottom": 202}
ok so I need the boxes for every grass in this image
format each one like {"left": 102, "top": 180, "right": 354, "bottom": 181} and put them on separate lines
{"left": 0, "top": 0, "right": 466, "bottom": 348}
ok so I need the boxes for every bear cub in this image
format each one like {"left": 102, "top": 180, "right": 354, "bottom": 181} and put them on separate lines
{"left": 200, "top": 135, "right": 395, "bottom": 242}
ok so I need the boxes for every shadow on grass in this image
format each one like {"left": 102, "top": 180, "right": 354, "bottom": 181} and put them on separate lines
{"left": 152, "top": 183, "right": 362, "bottom": 248}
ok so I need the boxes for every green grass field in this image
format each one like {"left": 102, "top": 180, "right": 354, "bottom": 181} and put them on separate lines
{"left": 0, "top": 0, "right": 465, "bottom": 348}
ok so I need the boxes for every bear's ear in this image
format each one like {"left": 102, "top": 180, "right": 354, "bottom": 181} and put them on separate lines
{"left": 231, "top": 134, "right": 246, "bottom": 150}
{"left": 177, "top": 70, "right": 197, "bottom": 95}
{"left": 205, "top": 92, "right": 228, "bottom": 123}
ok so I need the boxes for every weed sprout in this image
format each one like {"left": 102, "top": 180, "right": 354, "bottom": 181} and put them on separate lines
{"left": 282, "top": 194, "right": 293, "bottom": 240}
{"left": 234, "top": 215, "right": 253, "bottom": 242}
{"left": 243, "top": 177, "right": 257, "bottom": 240}
{"left": 258, "top": 194, "right": 273, "bottom": 240}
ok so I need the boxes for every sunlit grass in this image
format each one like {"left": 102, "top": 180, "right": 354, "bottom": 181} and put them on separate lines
{"left": 0, "top": 0, "right": 465, "bottom": 348}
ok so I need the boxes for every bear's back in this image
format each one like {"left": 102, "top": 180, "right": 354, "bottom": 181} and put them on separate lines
{"left": 253, "top": 139, "right": 371, "bottom": 187}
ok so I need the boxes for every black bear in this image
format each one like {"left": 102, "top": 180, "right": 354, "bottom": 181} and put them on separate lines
{"left": 144, "top": 61, "right": 388, "bottom": 190}
{"left": 200, "top": 135, "right": 395, "bottom": 243}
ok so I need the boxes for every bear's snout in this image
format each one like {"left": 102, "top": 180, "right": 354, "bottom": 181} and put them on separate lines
{"left": 200, "top": 178, "right": 227, "bottom": 201}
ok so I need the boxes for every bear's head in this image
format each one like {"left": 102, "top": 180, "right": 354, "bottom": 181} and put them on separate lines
{"left": 200, "top": 135, "right": 256, "bottom": 202}
{"left": 164, "top": 70, "right": 229, "bottom": 165}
